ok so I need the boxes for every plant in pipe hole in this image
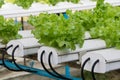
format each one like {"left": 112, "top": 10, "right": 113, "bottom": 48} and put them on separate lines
{"left": 14, "top": 0, "right": 38, "bottom": 9}
{"left": 0, "top": 16, "right": 22, "bottom": 44}
{"left": 28, "top": 10, "right": 85, "bottom": 50}
{"left": 8, "top": 0, "right": 80, "bottom": 9}
{"left": 89, "top": 0, "right": 120, "bottom": 49}
{"left": 48, "top": 0, "right": 80, "bottom": 5}
{"left": 38, "top": 0, "right": 80, "bottom": 6}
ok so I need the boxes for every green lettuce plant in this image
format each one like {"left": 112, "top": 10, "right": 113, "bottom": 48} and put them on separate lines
{"left": 0, "top": 16, "right": 22, "bottom": 44}
{"left": 28, "top": 10, "right": 85, "bottom": 50}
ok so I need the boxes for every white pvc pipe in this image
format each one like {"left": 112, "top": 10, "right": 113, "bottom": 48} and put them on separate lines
{"left": 84, "top": 31, "right": 91, "bottom": 39}
{"left": 1, "top": 0, "right": 120, "bottom": 18}
{"left": 7, "top": 38, "right": 41, "bottom": 57}
{"left": 6, "top": 31, "right": 90, "bottom": 57}
{"left": 0, "top": 43, "right": 5, "bottom": 48}
{"left": 38, "top": 39, "right": 106, "bottom": 65}
{"left": 18, "top": 30, "right": 34, "bottom": 38}
{"left": 0, "top": 30, "right": 34, "bottom": 48}
{"left": 82, "top": 48, "right": 120, "bottom": 73}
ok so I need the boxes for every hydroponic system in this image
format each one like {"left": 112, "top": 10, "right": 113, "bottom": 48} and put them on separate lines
{"left": 0, "top": 0, "right": 120, "bottom": 80}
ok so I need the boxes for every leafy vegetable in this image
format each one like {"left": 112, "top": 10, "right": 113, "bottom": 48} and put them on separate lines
{"left": 76, "top": 10, "right": 94, "bottom": 31}
{"left": 28, "top": 10, "right": 85, "bottom": 50}
{"left": 0, "top": 0, "right": 4, "bottom": 8}
{"left": 91, "top": 0, "right": 98, "bottom": 2}
{"left": 5, "top": 0, "right": 80, "bottom": 8}
{"left": 0, "top": 16, "right": 22, "bottom": 44}
{"left": 89, "top": 0, "right": 120, "bottom": 48}
{"left": 5, "top": 0, "right": 15, "bottom": 3}
{"left": 27, "top": 0, "right": 120, "bottom": 50}
{"left": 14, "top": 0, "right": 38, "bottom": 9}
{"left": 67, "top": 0, "right": 80, "bottom": 3}
{"left": 12, "top": 0, "right": 80, "bottom": 8}
{"left": 48, "top": 0, "right": 80, "bottom": 5}
{"left": 38, "top": 0, "right": 49, "bottom": 4}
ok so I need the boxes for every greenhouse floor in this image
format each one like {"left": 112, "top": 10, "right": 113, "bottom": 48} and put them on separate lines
{"left": 0, "top": 66, "right": 80, "bottom": 80}
{"left": 0, "top": 58, "right": 80, "bottom": 80}
{"left": 0, "top": 58, "right": 120, "bottom": 80}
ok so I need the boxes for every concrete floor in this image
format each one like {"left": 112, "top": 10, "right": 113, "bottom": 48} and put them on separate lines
{"left": 0, "top": 58, "right": 120, "bottom": 80}
{"left": 0, "top": 65, "right": 81, "bottom": 80}
{"left": 0, "top": 58, "right": 81, "bottom": 80}
{"left": 6, "top": 67, "right": 80, "bottom": 80}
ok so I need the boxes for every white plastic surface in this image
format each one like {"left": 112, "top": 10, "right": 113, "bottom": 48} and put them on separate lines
{"left": 0, "top": 30, "right": 33, "bottom": 49}
{"left": 7, "top": 38, "right": 40, "bottom": 57}
{"left": 1, "top": 3, "right": 22, "bottom": 10}
{"left": 85, "top": 31, "right": 91, "bottom": 39}
{"left": 37, "top": 39, "right": 106, "bottom": 65}
{"left": 7, "top": 39, "right": 24, "bottom": 57}
{"left": 82, "top": 52, "right": 106, "bottom": 73}
{"left": 38, "top": 46, "right": 58, "bottom": 65}
{"left": 0, "top": 31, "right": 91, "bottom": 49}
{"left": 57, "top": 39, "right": 106, "bottom": 54}
{"left": 0, "top": 43, "right": 5, "bottom": 48}
{"left": 18, "top": 30, "right": 34, "bottom": 38}
{"left": 82, "top": 48, "right": 120, "bottom": 73}
{"left": 58, "top": 53, "right": 79, "bottom": 64}
{"left": 70, "top": 39, "right": 106, "bottom": 54}
{"left": 90, "top": 48, "right": 120, "bottom": 62}
{"left": 0, "top": 0, "right": 120, "bottom": 18}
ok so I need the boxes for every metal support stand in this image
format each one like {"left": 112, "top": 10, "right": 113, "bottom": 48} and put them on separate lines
{"left": 24, "top": 57, "right": 26, "bottom": 65}
{"left": 21, "top": 17, "right": 24, "bottom": 30}
{"left": 65, "top": 65, "right": 82, "bottom": 80}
